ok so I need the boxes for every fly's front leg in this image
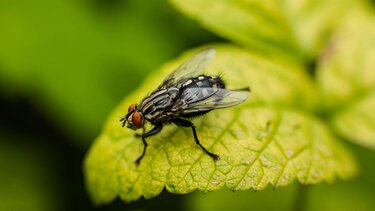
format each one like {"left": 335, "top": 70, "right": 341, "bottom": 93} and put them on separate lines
{"left": 172, "top": 118, "right": 220, "bottom": 160}
{"left": 135, "top": 123, "right": 163, "bottom": 166}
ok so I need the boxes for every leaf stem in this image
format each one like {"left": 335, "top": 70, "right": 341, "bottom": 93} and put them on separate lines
{"left": 293, "top": 184, "right": 310, "bottom": 211}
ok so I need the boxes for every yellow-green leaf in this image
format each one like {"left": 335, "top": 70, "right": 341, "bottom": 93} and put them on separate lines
{"left": 84, "top": 45, "right": 357, "bottom": 204}
{"left": 317, "top": 9, "right": 375, "bottom": 110}
{"left": 332, "top": 89, "right": 375, "bottom": 149}
{"left": 170, "top": 0, "right": 355, "bottom": 62}
{"left": 316, "top": 9, "right": 375, "bottom": 149}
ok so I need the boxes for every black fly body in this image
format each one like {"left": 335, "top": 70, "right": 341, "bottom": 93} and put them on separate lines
{"left": 120, "top": 49, "right": 250, "bottom": 165}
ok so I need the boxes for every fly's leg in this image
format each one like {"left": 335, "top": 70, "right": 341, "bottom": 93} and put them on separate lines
{"left": 135, "top": 124, "right": 163, "bottom": 166}
{"left": 172, "top": 118, "right": 220, "bottom": 160}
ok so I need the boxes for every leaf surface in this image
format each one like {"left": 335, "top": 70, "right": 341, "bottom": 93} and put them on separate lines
{"left": 331, "top": 90, "right": 375, "bottom": 149}
{"left": 317, "top": 9, "right": 375, "bottom": 148}
{"left": 84, "top": 45, "right": 357, "bottom": 204}
{"left": 170, "top": 0, "right": 355, "bottom": 61}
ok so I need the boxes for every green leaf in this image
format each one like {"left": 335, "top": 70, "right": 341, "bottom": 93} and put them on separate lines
{"left": 186, "top": 145, "right": 375, "bottom": 211}
{"left": 316, "top": 9, "right": 375, "bottom": 110}
{"left": 331, "top": 90, "right": 375, "bottom": 149}
{"left": 316, "top": 9, "right": 375, "bottom": 148}
{"left": 185, "top": 185, "right": 297, "bottom": 211}
{"left": 0, "top": 0, "right": 206, "bottom": 145}
{"left": 170, "top": 0, "right": 355, "bottom": 62}
{"left": 84, "top": 45, "right": 357, "bottom": 204}
{"left": 0, "top": 133, "right": 61, "bottom": 211}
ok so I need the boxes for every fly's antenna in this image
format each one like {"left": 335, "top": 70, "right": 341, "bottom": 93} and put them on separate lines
{"left": 120, "top": 116, "right": 127, "bottom": 127}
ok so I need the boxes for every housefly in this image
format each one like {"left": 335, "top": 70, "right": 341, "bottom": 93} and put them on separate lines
{"left": 120, "top": 49, "right": 250, "bottom": 165}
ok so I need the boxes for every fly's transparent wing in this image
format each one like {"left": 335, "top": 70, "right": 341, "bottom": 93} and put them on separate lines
{"left": 170, "top": 88, "right": 248, "bottom": 115}
{"left": 159, "top": 48, "right": 216, "bottom": 88}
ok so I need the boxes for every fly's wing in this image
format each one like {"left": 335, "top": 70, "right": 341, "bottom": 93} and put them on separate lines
{"left": 170, "top": 88, "right": 248, "bottom": 115}
{"left": 158, "top": 48, "right": 216, "bottom": 89}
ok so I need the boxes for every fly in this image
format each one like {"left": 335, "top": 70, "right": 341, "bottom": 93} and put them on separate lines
{"left": 120, "top": 49, "right": 250, "bottom": 165}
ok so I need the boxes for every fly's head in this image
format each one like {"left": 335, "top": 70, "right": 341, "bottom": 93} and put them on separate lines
{"left": 120, "top": 103, "right": 144, "bottom": 130}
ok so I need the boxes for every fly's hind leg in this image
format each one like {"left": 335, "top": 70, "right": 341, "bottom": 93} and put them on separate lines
{"left": 172, "top": 118, "right": 220, "bottom": 160}
{"left": 135, "top": 124, "right": 163, "bottom": 166}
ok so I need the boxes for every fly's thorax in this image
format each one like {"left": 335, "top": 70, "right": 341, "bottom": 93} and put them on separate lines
{"left": 140, "top": 87, "right": 179, "bottom": 120}
{"left": 179, "top": 75, "right": 225, "bottom": 89}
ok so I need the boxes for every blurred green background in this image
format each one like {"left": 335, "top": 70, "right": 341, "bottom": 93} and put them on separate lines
{"left": 1, "top": 0, "right": 375, "bottom": 211}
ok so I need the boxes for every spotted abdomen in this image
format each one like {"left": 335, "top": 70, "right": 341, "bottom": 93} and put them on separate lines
{"left": 179, "top": 75, "right": 225, "bottom": 90}
{"left": 168, "top": 75, "right": 227, "bottom": 118}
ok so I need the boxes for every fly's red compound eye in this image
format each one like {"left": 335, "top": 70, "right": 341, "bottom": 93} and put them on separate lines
{"left": 132, "top": 111, "right": 143, "bottom": 128}
{"left": 128, "top": 103, "right": 137, "bottom": 112}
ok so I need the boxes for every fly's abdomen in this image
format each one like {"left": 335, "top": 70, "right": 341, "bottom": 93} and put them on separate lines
{"left": 168, "top": 75, "right": 227, "bottom": 118}
{"left": 140, "top": 88, "right": 179, "bottom": 120}
{"left": 179, "top": 75, "right": 225, "bottom": 89}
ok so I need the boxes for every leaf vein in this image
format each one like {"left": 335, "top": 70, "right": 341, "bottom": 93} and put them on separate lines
{"left": 233, "top": 111, "right": 282, "bottom": 189}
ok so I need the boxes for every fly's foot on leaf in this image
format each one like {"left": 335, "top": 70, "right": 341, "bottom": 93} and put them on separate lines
{"left": 210, "top": 153, "right": 220, "bottom": 161}
{"left": 135, "top": 158, "right": 141, "bottom": 166}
